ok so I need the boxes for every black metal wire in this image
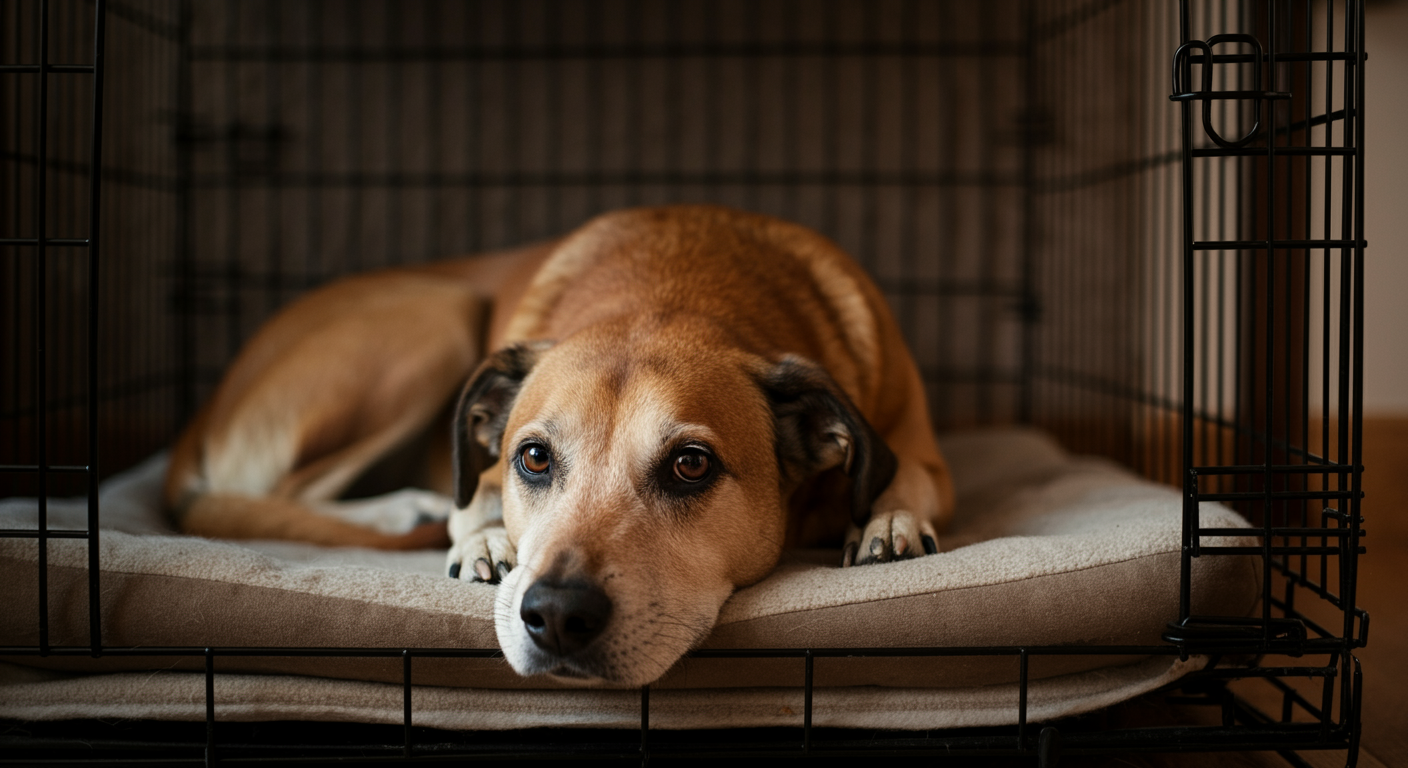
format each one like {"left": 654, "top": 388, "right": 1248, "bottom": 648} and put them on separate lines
{"left": 204, "top": 647, "right": 215, "bottom": 766}
{"left": 639, "top": 683, "right": 649, "bottom": 763}
{"left": 175, "top": 0, "right": 195, "bottom": 427}
{"left": 803, "top": 649, "right": 814, "bottom": 752}
{"left": 186, "top": 40, "right": 1028, "bottom": 63}
{"left": 1178, "top": 0, "right": 1197, "bottom": 624}
{"left": 86, "top": 0, "right": 107, "bottom": 659}
{"left": 401, "top": 649, "right": 412, "bottom": 758}
{"left": 35, "top": 0, "right": 52, "bottom": 658}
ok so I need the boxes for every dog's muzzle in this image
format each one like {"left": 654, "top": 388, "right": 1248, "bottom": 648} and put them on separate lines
{"left": 519, "top": 577, "right": 613, "bottom": 657}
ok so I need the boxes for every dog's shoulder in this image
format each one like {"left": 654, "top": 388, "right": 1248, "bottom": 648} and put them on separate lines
{"left": 504, "top": 206, "right": 884, "bottom": 380}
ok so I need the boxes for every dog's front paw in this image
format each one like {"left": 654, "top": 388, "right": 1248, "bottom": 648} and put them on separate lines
{"left": 842, "top": 510, "right": 939, "bottom": 567}
{"left": 446, "top": 523, "right": 516, "bottom": 584}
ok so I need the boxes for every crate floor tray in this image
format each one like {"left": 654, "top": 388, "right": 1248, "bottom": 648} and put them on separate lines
{"left": 0, "top": 428, "right": 1259, "bottom": 728}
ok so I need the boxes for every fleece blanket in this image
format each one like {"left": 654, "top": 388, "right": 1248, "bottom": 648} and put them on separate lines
{"left": 0, "top": 428, "right": 1259, "bottom": 729}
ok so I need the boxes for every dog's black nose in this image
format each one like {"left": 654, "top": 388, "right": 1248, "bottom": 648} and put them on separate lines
{"left": 520, "top": 578, "right": 613, "bottom": 655}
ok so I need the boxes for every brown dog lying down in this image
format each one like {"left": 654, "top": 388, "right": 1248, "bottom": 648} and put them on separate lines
{"left": 164, "top": 205, "right": 954, "bottom": 686}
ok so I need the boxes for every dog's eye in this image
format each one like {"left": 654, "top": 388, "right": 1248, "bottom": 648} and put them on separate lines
{"left": 673, "top": 450, "right": 711, "bottom": 483}
{"left": 521, "top": 444, "right": 551, "bottom": 475}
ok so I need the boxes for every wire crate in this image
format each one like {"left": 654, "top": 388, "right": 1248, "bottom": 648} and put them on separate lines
{"left": 0, "top": 0, "right": 1368, "bottom": 764}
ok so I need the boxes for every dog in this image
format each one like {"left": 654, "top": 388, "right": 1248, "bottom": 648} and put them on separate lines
{"left": 163, "top": 205, "right": 954, "bottom": 686}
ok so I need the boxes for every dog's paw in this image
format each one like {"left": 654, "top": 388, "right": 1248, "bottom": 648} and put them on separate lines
{"left": 842, "top": 510, "right": 939, "bottom": 567}
{"left": 446, "top": 523, "right": 516, "bottom": 584}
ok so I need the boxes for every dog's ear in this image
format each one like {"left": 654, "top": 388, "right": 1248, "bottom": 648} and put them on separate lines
{"left": 759, "top": 355, "right": 898, "bottom": 526}
{"left": 452, "top": 341, "right": 552, "bottom": 509}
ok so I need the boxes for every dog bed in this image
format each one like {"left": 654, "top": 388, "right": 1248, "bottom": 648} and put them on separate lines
{"left": 0, "top": 428, "right": 1259, "bottom": 729}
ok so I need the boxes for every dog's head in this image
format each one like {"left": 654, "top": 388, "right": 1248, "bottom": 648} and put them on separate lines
{"left": 452, "top": 320, "right": 895, "bottom": 686}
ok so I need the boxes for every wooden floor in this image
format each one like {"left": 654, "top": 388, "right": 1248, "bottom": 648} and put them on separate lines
{"left": 1294, "top": 417, "right": 1408, "bottom": 768}
{"left": 1097, "top": 416, "right": 1408, "bottom": 768}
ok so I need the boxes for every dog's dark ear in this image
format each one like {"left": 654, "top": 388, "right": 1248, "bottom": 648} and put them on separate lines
{"left": 759, "top": 355, "right": 898, "bottom": 526}
{"left": 452, "top": 341, "right": 551, "bottom": 509}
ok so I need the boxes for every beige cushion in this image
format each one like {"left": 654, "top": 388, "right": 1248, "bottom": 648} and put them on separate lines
{"left": 0, "top": 429, "right": 1259, "bottom": 724}
{"left": 0, "top": 655, "right": 1210, "bottom": 731}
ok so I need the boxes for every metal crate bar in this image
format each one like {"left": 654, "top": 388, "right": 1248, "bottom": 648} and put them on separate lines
{"left": 33, "top": 0, "right": 52, "bottom": 658}
{"left": 188, "top": 41, "right": 1028, "bottom": 63}
{"left": 0, "top": 238, "right": 90, "bottom": 246}
{"left": 1198, "top": 526, "right": 1355, "bottom": 537}
{"left": 0, "top": 530, "right": 89, "bottom": 540}
{"left": 1192, "top": 239, "right": 1366, "bottom": 250}
{"left": 186, "top": 170, "right": 1025, "bottom": 189}
{"left": 1183, "top": 50, "right": 1358, "bottom": 63}
{"left": 1191, "top": 146, "right": 1354, "bottom": 157}
{"left": 84, "top": 0, "right": 108, "bottom": 658}
{"left": 0, "top": 63, "right": 95, "bottom": 73}
{"left": 1196, "top": 490, "right": 1356, "bottom": 502}
{"left": 1192, "top": 464, "right": 1358, "bottom": 474}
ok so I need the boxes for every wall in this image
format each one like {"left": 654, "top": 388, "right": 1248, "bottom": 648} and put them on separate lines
{"left": 1365, "top": 0, "right": 1408, "bottom": 415}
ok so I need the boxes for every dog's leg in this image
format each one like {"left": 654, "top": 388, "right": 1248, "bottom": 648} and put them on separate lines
{"left": 164, "top": 274, "right": 492, "bottom": 550}
{"left": 843, "top": 363, "right": 955, "bottom": 567}
{"left": 446, "top": 465, "right": 516, "bottom": 583}
{"left": 311, "top": 489, "right": 455, "bottom": 535}
{"left": 176, "top": 412, "right": 459, "bottom": 549}
{"left": 182, "top": 494, "right": 452, "bottom": 549}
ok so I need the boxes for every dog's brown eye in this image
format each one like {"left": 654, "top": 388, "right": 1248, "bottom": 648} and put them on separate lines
{"left": 521, "top": 444, "right": 551, "bottom": 474}
{"left": 673, "top": 451, "right": 710, "bottom": 483}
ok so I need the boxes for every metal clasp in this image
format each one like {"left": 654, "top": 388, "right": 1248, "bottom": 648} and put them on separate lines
{"left": 1170, "top": 34, "right": 1291, "bottom": 149}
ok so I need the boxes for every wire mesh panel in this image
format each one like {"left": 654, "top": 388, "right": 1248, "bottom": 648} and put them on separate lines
{"left": 173, "top": 0, "right": 1031, "bottom": 438}
{"left": 2, "top": 0, "right": 101, "bottom": 497}
{"left": 1169, "top": 0, "right": 1367, "bottom": 746}
{"left": 1, "top": 0, "right": 108, "bottom": 656}
{"left": 1, "top": 0, "right": 179, "bottom": 488}
{"left": 1029, "top": 0, "right": 1366, "bottom": 751}
{"left": 1027, "top": 1, "right": 1183, "bottom": 476}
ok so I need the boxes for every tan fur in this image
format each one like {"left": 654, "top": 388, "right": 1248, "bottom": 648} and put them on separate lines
{"left": 163, "top": 244, "right": 553, "bottom": 545}
{"left": 165, "top": 205, "right": 953, "bottom": 685}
